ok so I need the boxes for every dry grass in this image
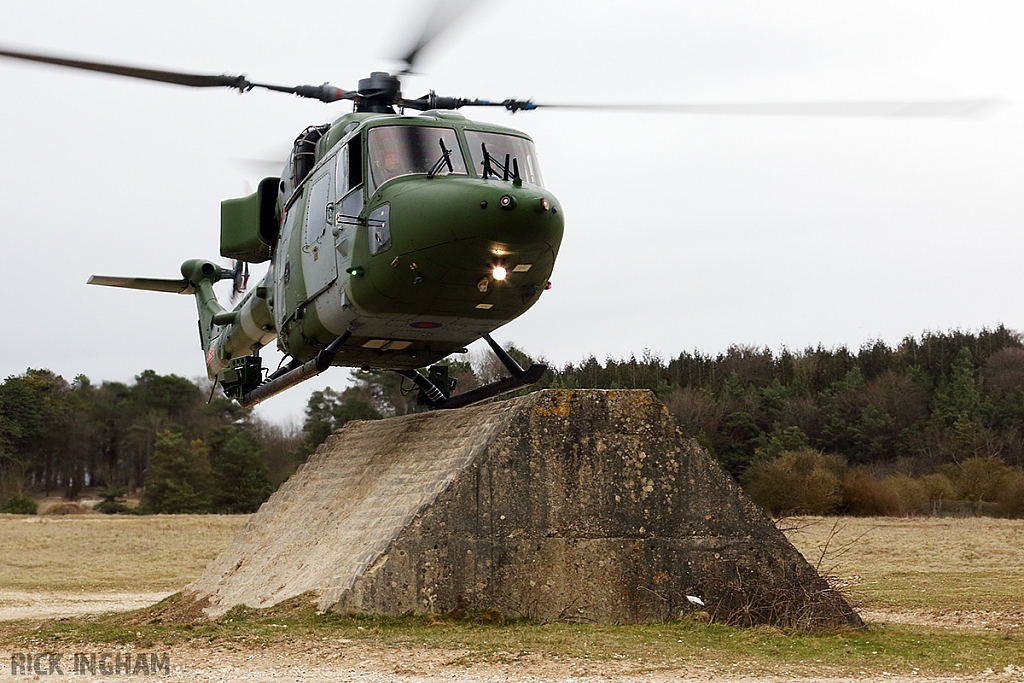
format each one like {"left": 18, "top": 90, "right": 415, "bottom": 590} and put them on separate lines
{"left": 1, "top": 514, "right": 1023, "bottom": 680}
{"left": 2, "top": 513, "right": 1021, "bottom": 614}
{"left": 783, "top": 516, "right": 1024, "bottom": 614}
{"left": 0, "top": 515, "right": 246, "bottom": 592}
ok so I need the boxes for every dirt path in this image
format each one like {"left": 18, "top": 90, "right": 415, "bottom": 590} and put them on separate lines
{"left": 2, "top": 643, "right": 1015, "bottom": 683}
{"left": 2, "top": 639, "right": 1021, "bottom": 682}
{"left": 0, "top": 590, "right": 173, "bottom": 622}
{"left": 0, "top": 597, "right": 1022, "bottom": 682}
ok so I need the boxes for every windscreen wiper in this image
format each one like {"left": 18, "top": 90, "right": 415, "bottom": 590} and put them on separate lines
{"left": 480, "top": 142, "right": 519, "bottom": 181}
{"left": 426, "top": 137, "right": 455, "bottom": 178}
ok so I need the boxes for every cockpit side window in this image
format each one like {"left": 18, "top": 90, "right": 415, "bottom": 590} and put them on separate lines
{"left": 367, "top": 125, "right": 467, "bottom": 192}
{"left": 348, "top": 136, "right": 363, "bottom": 190}
{"left": 465, "top": 131, "right": 543, "bottom": 187}
{"left": 335, "top": 136, "right": 365, "bottom": 220}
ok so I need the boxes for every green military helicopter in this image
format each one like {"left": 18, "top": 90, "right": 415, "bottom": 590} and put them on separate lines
{"left": 0, "top": 5, "right": 996, "bottom": 410}
{"left": 0, "top": 13, "right": 575, "bottom": 409}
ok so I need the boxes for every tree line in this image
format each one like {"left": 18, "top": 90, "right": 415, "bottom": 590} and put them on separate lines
{"left": 4, "top": 327, "right": 1024, "bottom": 516}
{"left": 0, "top": 369, "right": 298, "bottom": 514}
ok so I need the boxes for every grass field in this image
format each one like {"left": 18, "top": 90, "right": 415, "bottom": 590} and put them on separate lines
{"left": 0, "top": 513, "right": 1021, "bottom": 680}
{"left": 784, "top": 516, "right": 1024, "bottom": 617}
{"left": 0, "top": 515, "right": 246, "bottom": 592}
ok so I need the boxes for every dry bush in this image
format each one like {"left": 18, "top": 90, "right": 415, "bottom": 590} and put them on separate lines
{"left": 885, "top": 474, "right": 929, "bottom": 514}
{"left": 840, "top": 468, "right": 905, "bottom": 516}
{"left": 664, "top": 386, "right": 726, "bottom": 438}
{"left": 996, "top": 473, "right": 1024, "bottom": 518}
{"left": 43, "top": 502, "right": 89, "bottom": 515}
{"left": 742, "top": 449, "right": 844, "bottom": 516}
{"left": 918, "top": 472, "right": 957, "bottom": 501}
{"left": 940, "top": 457, "right": 1017, "bottom": 502}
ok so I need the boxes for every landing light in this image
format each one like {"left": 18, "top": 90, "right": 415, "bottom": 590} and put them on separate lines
{"left": 492, "top": 266, "right": 507, "bottom": 281}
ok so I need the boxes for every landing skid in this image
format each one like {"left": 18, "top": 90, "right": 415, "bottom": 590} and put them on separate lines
{"left": 227, "top": 331, "right": 545, "bottom": 410}
{"left": 399, "top": 333, "right": 548, "bottom": 410}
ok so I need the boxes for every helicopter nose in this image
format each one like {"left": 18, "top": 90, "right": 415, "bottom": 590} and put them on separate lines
{"left": 379, "top": 177, "right": 563, "bottom": 251}
{"left": 351, "top": 177, "right": 564, "bottom": 317}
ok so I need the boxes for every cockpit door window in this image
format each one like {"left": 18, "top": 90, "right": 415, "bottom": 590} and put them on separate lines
{"left": 367, "top": 126, "right": 467, "bottom": 192}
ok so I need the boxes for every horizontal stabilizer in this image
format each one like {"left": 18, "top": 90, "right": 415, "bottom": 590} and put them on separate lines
{"left": 87, "top": 275, "right": 195, "bottom": 295}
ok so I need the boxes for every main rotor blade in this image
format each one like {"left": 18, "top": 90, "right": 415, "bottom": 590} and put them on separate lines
{"left": 491, "top": 98, "right": 1003, "bottom": 117}
{"left": 0, "top": 45, "right": 358, "bottom": 103}
{"left": 88, "top": 275, "right": 194, "bottom": 295}
{"left": 0, "top": 46, "right": 250, "bottom": 89}
{"left": 398, "top": 0, "right": 483, "bottom": 72}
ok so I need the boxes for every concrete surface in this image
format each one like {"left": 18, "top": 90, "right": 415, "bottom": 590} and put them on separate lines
{"left": 189, "top": 390, "right": 860, "bottom": 628}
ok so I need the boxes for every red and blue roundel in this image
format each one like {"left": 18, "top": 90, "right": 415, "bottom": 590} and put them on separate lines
{"left": 410, "top": 321, "right": 443, "bottom": 329}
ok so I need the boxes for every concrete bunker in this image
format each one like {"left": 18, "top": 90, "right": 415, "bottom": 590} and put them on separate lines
{"left": 188, "top": 389, "right": 860, "bottom": 628}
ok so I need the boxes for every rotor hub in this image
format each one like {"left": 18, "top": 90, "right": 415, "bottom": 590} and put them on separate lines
{"left": 356, "top": 72, "right": 402, "bottom": 113}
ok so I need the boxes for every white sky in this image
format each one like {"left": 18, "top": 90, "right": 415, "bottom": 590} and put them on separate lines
{"left": 0, "top": 1, "right": 1021, "bottom": 424}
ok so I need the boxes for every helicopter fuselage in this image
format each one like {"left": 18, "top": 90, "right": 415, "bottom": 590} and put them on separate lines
{"left": 205, "top": 110, "right": 564, "bottom": 387}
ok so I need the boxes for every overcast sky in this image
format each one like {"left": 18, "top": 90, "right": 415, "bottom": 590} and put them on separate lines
{"left": 1, "top": 1, "right": 1022, "bottom": 424}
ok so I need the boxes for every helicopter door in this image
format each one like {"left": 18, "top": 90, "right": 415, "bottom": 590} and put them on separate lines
{"left": 301, "top": 169, "right": 337, "bottom": 301}
{"left": 332, "top": 143, "right": 363, "bottom": 261}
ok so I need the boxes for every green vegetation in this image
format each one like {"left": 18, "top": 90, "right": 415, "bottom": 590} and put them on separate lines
{"left": 0, "top": 370, "right": 294, "bottom": 513}
{"left": 0, "top": 492, "right": 37, "bottom": 515}
{"left": 543, "top": 327, "right": 1024, "bottom": 517}
{"left": 6, "top": 328, "right": 1024, "bottom": 518}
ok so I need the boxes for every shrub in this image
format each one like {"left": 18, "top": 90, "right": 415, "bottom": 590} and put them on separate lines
{"left": 741, "top": 449, "right": 844, "bottom": 516}
{"left": 840, "top": 468, "right": 905, "bottom": 516}
{"left": 996, "top": 474, "right": 1024, "bottom": 518}
{"left": 94, "top": 486, "right": 130, "bottom": 514}
{"left": 94, "top": 500, "right": 130, "bottom": 514}
{"left": 940, "top": 457, "right": 1016, "bottom": 502}
{"left": 885, "top": 474, "right": 929, "bottom": 514}
{"left": 918, "top": 472, "right": 957, "bottom": 502}
{"left": 44, "top": 502, "right": 86, "bottom": 515}
{"left": 1, "top": 492, "right": 37, "bottom": 515}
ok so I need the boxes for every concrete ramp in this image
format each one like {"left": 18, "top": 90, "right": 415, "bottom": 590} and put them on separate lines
{"left": 189, "top": 390, "right": 860, "bottom": 628}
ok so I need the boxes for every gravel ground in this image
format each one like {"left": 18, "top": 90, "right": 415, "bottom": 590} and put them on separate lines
{"left": 2, "top": 638, "right": 1023, "bottom": 683}
{"left": 1, "top": 597, "right": 1022, "bottom": 682}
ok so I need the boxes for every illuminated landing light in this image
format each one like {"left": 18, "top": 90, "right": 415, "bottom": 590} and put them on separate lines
{"left": 492, "top": 266, "right": 507, "bottom": 281}
{"left": 476, "top": 303, "right": 493, "bottom": 310}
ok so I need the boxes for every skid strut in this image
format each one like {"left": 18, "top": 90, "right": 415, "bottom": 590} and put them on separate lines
{"left": 400, "top": 333, "right": 548, "bottom": 410}
{"left": 236, "top": 329, "right": 354, "bottom": 408}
